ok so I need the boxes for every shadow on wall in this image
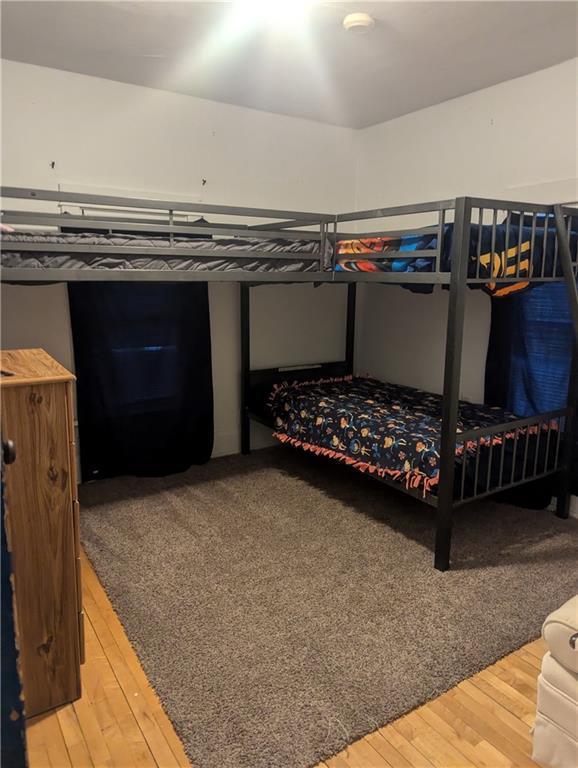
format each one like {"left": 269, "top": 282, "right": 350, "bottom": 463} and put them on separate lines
{"left": 356, "top": 284, "right": 491, "bottom": 404}
{"left": 0, "top": 283, "right": 75, "bottom": 370}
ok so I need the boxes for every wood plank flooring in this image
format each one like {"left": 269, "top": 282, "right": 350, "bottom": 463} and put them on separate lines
{"left": 26, "top": 551, "right": 545, "bottom": 767}
{"left": 26, "top": 550, "right": 190, "bottom": 768}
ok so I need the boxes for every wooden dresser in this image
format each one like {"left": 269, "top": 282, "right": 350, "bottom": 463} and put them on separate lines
{"left": 1, "top": 348, "right": 83, "bottom": 718}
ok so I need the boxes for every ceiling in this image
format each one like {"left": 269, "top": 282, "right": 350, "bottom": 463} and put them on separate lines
{"left": 1, "top": 1, "right": 576, "bottom": 128}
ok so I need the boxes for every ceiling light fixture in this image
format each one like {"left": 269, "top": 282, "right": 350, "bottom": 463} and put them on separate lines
{"left": 342, "top": 12, "right": 375, "bottom": 34}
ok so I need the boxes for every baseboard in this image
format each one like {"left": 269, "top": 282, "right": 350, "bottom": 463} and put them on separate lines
{"left": 212, "top": 424, "right": 276, "bottom": 459}
{"left": 212, "top": 432, "right": 239, "bottom": 458}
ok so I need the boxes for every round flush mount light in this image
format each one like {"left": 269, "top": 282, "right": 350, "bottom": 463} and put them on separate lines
{"left": 342, "top": 12, "right": 375, "bottom": 33}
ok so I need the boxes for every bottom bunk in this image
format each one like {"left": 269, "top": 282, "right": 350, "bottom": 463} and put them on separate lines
{"left": 249, "top": 375, "right": 565, "bottom": 505}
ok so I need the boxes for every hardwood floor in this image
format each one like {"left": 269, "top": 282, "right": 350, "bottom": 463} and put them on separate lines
{"left": 26, "top": 552, "right": 545, "bottom": 767}
{"left": 320, "top": 640, "right": 544, "bottom": 768}
{"left": 26, "top": 551, "right": 190, "bottom": 768}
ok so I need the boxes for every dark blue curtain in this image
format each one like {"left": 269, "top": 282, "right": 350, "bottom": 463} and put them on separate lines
{"left": 69, "top": 283, "right": 213, "bottom": 480}
{"left": 1, "top": 452, "right": 26, "bottom": 768}
{"left": 485, "top": 282, "right": 577, "bottom": 505}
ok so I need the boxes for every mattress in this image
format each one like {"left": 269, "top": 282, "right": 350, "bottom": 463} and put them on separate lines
{"left": 0, "top": 231, "right": 327, "bottom": 273}
{"left": 267, "top": 376, "right": 555, "bottom": 498}
{"left": 337, "top": 219, "right": 578, "bottom": 297}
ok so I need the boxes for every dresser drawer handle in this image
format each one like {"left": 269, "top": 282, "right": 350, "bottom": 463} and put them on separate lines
{"left": 2, "top": 440, "right": 16, "bottom": 465}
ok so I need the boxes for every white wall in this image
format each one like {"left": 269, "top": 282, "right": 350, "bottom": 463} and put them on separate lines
{"left": 1, "top": 60, "right": 356, "bottom": 211}
{"left": 354, "top": 58, "right": 578, "bottom": 402}
{"left": 211, "top": 282, "right": 350, "bottom": 455}
{"left": 1, "top": 283, "right": 75, "bottom": 371}
{"left": 0, "top": 60, "right": 357, "bottom": 456}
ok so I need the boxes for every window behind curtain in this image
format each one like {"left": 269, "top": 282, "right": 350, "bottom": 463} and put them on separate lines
{"left": 68, "top": 283, "right": 214, "bottom": 480}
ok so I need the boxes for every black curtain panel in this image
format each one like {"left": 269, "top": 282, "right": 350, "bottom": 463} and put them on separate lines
{"left": 68, "top": 283, "right": 213, "bottom": 480}
{"left": 1, "top": 457, "right": 27, "bottom": 768}
{"left": 485, "top": 283, "right": 577, "bottom": 507}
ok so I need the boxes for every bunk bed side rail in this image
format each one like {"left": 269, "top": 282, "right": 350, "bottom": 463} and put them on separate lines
{"left": 332, "top": 198, "right": 577, "bottom": 289}
{"left": 1, "top": 210, "right": 326, "bottom": 242}
{"left": 453, "top": 408, "right": 570, "bottom": 506}
{"left": 335, "top": 199, "right": 455, "bottom": 223}
{"left": 466, "top": 200, "right": 578, "bottom": 286}
{"left": 331, "top": 199, "right": 455, "bottom": 277}
{"left": 1, "top": 186, "right": 339, "bottom": 275}
{"left": 0, "top": 186, "right": 334, "bottom": 223}
{"left": 0, "top": 269, "right": 454, "bottom": 285}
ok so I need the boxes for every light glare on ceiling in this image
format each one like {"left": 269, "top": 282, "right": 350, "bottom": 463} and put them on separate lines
{"left": 234, "top": 0, "right": 313, "bottom": 28}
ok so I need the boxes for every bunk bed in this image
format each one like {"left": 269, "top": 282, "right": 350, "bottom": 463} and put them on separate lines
{"left": 2, "top": 187, "right": 577, "bottom": 570}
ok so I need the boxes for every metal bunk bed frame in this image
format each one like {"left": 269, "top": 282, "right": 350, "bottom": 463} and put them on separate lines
{"left": 2, "top": 188, "right": 577, "bottom": 570}
{"left": 240, "top": 196, "right": 578, "bottom": 571}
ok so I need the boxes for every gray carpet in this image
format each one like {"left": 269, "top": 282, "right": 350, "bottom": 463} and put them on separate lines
{"left": 80, "top": 447, "right": 578, "bottom": 768}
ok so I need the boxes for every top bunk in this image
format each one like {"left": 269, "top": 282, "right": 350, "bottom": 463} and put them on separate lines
{"left": 1, "top": 186, "right": 577, "bottom": 292}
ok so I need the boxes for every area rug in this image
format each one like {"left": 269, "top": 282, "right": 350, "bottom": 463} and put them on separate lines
{"left": 80, "top": 447, "right": 578, "bottom": 768}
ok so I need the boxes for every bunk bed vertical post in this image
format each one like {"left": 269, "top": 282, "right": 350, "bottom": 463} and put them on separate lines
{"left": 435, "top": 197, "right": 472, "bottom": 571}
{"left": 552, "top": 205, "right": 578, "bottom": 518}
{"left": 240, "top": 283, "right": 251, "bottom": 455}
{"left": 319, "top": 221, "right": 327, "bottom": 270}
{"left": 556, "top": 349, "right": 578, "bottom": 518}
{"left": 553, "top": 206, "right": 578, "bottom": 338}
{"left": 345, "top": 283, "right": 357, "bottom": 375}
{"left": 332, "top": 216, "right": 339, "bottom": 271}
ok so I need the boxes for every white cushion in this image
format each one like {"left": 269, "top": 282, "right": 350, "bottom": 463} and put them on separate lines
{"left": 532, "top": 712, "right": 578, "bottom": 768}
{"left": 537, "top": 673, "right": 578, "bottom": 741}
{"left": 541, "top": 652, "right": 578, "bottom": 703}
{"left": 542, "top": 596, "right": 578, "bottom": 673}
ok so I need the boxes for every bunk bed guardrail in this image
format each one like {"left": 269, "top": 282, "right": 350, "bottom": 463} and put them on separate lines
{"left": 454, "top": 408, "right": 570, "bottom": 506}
{"left": 2, "top": 188, "right": 577, "bottom": 287}
{"left": 0, "top": 186, "right": 336, "bottom": 279}
{"left": 333, "top": 198, "right": 578, "bottom": 287}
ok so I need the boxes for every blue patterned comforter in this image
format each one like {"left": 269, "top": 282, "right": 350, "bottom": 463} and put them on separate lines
{"left": 268, "top": 376, "right": 520, "bottom": 496}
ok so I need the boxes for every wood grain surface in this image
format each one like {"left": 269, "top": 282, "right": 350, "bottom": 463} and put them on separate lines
{"left": 2, "top": 350, "right": 81, "bottom": 717}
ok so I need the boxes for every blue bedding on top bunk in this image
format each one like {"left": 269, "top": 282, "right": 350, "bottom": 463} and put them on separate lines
{"left": 336, "top": 216, "right": 577, "bottom": 296}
